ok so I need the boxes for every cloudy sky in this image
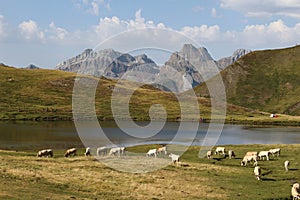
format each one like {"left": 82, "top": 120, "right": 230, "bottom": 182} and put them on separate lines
{"left": 0, "top": 0, "right": 300, "bottom": 68}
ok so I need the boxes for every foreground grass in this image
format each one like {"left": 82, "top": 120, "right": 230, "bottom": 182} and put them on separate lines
{"left": 0, "top": 144, "right": 299, "bottom": 199}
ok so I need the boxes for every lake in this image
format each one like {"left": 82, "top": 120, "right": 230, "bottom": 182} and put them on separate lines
{"left": 0, "top": 121, "right": 299, "bottom": 150}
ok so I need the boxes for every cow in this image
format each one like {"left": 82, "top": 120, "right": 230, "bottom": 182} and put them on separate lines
{"left": 206, "top": 151, "right": 212, "bottom": 159}
{"left": 228, "top": 150, "right": 235, "bottom": 159}
{"left": 254, "top": 166, "right": 261, "bottom": 180}
{"left": 84, "top": 147, "right": 91, "bottom": 156}
{"left": 109, "top": 147, "right": 125, "bottom": 156}
{"left": 169, "top": 153, "right": 180, "bottom": 165}
{"left": 284, "top": 160, "right": 289, "bottom": 171}
{"left": 37, "top": 149, "right": 53, "bottom": 157}
{"left": 269, "top": 148, "right": 281, "bottom": 157}
{"left": 64, "top": 148, "right": 77, "bottom": 157}
{"left": 215, "top": 147, "right": 226, "bottom": 156}
{"left": 146, "top": 149, "right": 157, "bottom": 158}
{"left": 157, "top": 146, "right": 167, "bottom": 157}
{"left": 97, "top": 146, "right": 108, "bottom": 156}
{"left": 241, "top": 155, "right": 258, "bottom": 166}
{"left": 258, "top": 151, "right": 270, "bottom": 161}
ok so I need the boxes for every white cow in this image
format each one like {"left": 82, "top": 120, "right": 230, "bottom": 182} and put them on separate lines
{"left": 169, "top": 153, "right": 180, "bottom": 164}
{"left": 269, "top": 148, "right": 281, "bottom": 157}
{"left": 292, "top": 183, "right": 300, "bottom": 199}
{"left": 258, "top": 151, "right": 270, "bottom": 160}
{"left": 254, "top": 166, "right": 261, "bottom": 180}
{"left": 37, "top": 149, "right": 53, "bottom": 157}
{"left": 109, "top": 147, "right": 125, "bottom": 156}
{"left": 97, "top": 147, "right": 108, "bottom": 156}
{"left": 228, "top": 150, "right": 235, "bottom": 159}
{"left": 64, "top": 148, "right": 77, "bottom": 157}
{"left": 206, "top": 151, "right": 212, "bottom": 159}
{"left": 215, "top": 147, "right": 226, "bottom": 155}
{"left": 284, "top": 160, "right": 290, "bottom": 171}
{"left": 241, "top": 155, "right": 258, "bottom": 166}
{"left": 84, "top": 147, "right": 91, "bottom": 156}
{"left": 146, "top": 149, "right": 157, "bottom": 158}
{"left": 157, "top": 146, "right": 167, "bottom": 156}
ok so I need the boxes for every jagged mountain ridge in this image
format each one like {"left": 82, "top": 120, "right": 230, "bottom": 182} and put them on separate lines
{"left": 56, "top": 44, "right": 250, "bottom": 92}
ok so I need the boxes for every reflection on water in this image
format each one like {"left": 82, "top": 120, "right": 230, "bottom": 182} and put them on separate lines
{"left": 0, "top": 121, "right": 299, "bottom": 150}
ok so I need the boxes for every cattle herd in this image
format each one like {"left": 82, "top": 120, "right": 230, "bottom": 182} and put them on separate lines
{"left": 36, "top": 145, "right": 300, "bottom": 199}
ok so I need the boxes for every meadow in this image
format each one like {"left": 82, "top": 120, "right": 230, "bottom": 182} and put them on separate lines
{"left": 0, "top": 144, "right": 299, "bottom": 199}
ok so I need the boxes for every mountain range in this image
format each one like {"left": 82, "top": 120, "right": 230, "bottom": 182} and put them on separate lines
{"left": 56, "top": 44, "right": 250, "bottom": 92}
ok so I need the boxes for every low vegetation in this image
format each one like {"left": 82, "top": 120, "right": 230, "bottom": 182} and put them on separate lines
{"left": 0, "top": 144, "right": 299, "bottom": 199}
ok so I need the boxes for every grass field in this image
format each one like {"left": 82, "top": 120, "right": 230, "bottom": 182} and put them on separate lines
{"left": 0, "top": 144, "right": 299, "bottom": 199}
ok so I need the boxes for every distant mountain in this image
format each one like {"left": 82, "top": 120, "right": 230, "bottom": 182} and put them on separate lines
{"left": 25, "top": 64, "right": 40, "bottom": 70}
{"left": 56, "top": 44, "right": 250, "bottom": 92}
{"left": 56, "top": 49, "right": 158, "bottom": 82}
{"left": 217, "top": 49, "right": 251, "bottom": 69}
{"left": 195, "top": 45, "right": 300, "bottom": 116}
{"left": 160, "top": 44, "right": 221, "bottom": 91}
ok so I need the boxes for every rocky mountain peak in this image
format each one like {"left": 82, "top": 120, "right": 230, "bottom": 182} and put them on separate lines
{"left": 180, "top": 44, "right": 214, "bottom": 63}
{"left": 134, "top": 54, "right": 155, "bottom": 64}
{"left": 217, "top": 49, "right": 251, "bottom": 69}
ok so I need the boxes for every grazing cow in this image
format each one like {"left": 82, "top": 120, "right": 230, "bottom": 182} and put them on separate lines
{"left": 253, "top": 166, "right": 261, "bottom": 180}
{"left": 291, "top": 183, "right": 300, "bottom": 199}
{"left": 215, "top": 147, "right": 226, "bottom": 156}
{"left": 269, "top": 148, "right": 281, "bottom": 157}
{"left": 206, "top": 151, "right": 212, "bottom": 159}
{"left": 146, "top": 149, "right": 157, "bottom": 158}
{"left": 258, "top": 151, "right": 270, "bottom": 161}
{"left": 84, "top": 147, "right": 91, "bottom": 156}
{"left": 97, "top": 146, "right": 108, "bottom": 156}
{"left": 157, "top": 146, "right": 167, "bottom": 156}
{"left": 241, "top": 155, "right": 258, "bottom": 166}
{"left": 37, "top": 149, "right": 53, "bottom": 157}
{"left": 228, "top": 150, "right": 235, "bottom": 159}
{"left": 64, "top": 148, "right": 77, "bottom": 157}
{"left": 284, "top": 160, "right": 290, "bottom": 171}
{"left": 109, "top": 147, "right": 125, "bottom": 156}
{"left": 169, "top": 153, "right": 180, "bottom": 165}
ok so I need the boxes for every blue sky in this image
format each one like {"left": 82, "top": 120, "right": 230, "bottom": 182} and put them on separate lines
{"left": 0, "top": 0, "right": 300, "bottom": 68}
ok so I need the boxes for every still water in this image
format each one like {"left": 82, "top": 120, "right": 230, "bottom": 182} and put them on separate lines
{"left": 0, "top": 121, "right": 299, "bottom": 150}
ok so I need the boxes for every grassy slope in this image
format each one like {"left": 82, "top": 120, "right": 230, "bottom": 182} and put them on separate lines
{"left": 1, "top": 63, "right": 300, "bottom": 124}
{"left": 195, "top": 45, "right": 300, "bottom": 116}
{"left": 0, "top": 144, "right": 299, "bottom": 199}
{"left": 1, "top": 63, "right": 268, "bottom": 123}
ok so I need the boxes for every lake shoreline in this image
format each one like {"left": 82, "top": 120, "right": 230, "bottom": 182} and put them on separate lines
{"left": 0, "top": 117, "right": 300, "bottom": 126}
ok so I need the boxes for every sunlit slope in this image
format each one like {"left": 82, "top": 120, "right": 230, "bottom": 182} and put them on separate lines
{"left": 195, "top": 45, "right": 300, "bottom": 116}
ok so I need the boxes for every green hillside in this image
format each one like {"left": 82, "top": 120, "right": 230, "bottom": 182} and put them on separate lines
{"left": 1, "top": 63, "right": 299, "bottom": 124}
{"left": 195, "top": 45, "right": 300, "bottom": 116}
{"left": 0, "top": 64, "right": 182, "bottom": 121}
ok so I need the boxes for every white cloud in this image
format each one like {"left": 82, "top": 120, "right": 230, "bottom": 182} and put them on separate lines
{"left": 75, "top": 0, "right": 110, "bottom": 16}
{"left": 49, "top": 22, "right": 68, "bottom": 40}
{"left": 220, "top": 0, "right": 300, "bottom": 18}
{"left": 180, "top": 25, "right": 221, "bottom": 42}
{"left": 239, "top": 19, "right": 300, "bottom": 46}
{"left": 211, "top": 8, "right": 217, "bottom": 18}
{"left": 18, "top": 20, "right": 44, "bottom": 40}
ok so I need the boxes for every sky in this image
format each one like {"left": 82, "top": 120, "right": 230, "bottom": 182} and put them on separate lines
{"left": 0, "top": 0, "right": 300, "bottom": 68}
